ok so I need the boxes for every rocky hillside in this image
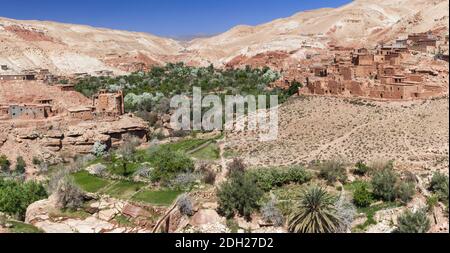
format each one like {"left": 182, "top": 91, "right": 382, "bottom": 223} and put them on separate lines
{"left": 186, "top": 0, "right": 449, "bottom": 66}
{"left": 0, "top": 0, "right": 448, "bottom": 73}
{"left": 0, "top": 17, "right": 184, "bottom": 75}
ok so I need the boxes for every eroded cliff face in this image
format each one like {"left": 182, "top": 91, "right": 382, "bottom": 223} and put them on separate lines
{"left": 0, "top": 114, "right": 148, "bottom": 174}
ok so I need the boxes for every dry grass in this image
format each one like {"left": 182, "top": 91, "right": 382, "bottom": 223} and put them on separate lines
{"left": 225, "top": 96, "right": 449, "bottom": 175}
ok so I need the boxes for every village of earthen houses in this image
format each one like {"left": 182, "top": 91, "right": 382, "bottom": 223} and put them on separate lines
{"left": 0, "top": 0, "right": 448, "bottom": 235}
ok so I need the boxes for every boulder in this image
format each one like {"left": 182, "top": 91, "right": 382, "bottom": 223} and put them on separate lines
{"left": 25, "top": 195, "right": 57, "bottom": 224}
{"left": 190, "top": 209, "right": 223, "bottom": 227}
{"left": 33, "top": 220, "right": 76, "bottom": 233}
{"left": 122, "top": 204, "right": 151, "bottom": 219}
{"left": 236, "top": 216, "right": 260, "bottom": 231}
{"left": 155, "top": 128, "right": 170, "bottom": 138}
{"left": 97, "top": 208, "right": 119, "bottom": 221}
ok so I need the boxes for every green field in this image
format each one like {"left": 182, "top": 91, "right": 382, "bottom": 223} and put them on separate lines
{"left": 72, "top": 171, "right": 111, "bottom": 193}
{"left": 104, "top": 181, "right": 146, "bottom": 199}
{"left": 8, "top": 221, "right": 43, "bottom": 233}
{"left": 132, "top": 190, "right": 183, "bottom": 206}
{"left": 191, "top": 143, "right": 220, "bottom": 160}
{"left": 161, "top": 138, "right": 211, "bottom": 153}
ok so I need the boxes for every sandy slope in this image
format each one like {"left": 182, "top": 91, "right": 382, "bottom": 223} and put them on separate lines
{"left": 225, "top": 95, "right": 449, "bottom": 174}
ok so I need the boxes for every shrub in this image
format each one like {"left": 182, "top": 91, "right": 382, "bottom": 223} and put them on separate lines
{"left": 49, "top": 169, "right": 85, "bottom": 210}
{"left": 248, "top": 166, "right": 311, "bottom": 192}
{"left": 403, "top": 171, "right": 418, "bottom": 184}
{"left": 354, "top": 161, "right": 370, "bottom": 176}
{"left": 288, "top": 186, "right": 342, "bottom": 233}
{"left": 396, "top": 209, "right": 431, "bottom": 233}
{"left": 226, "top": 158, "right": 246, "bottom": 177}
{"left": 32, "top": 157, "right": 42, "bottom": 166}
{"left": 116, "top": 137, "right": 141, "bottom": 176}
{"left": 396, "top": 182, "right": 416, "bottom": 204}
{"left": 426, "top": 195, "right": 439, "bottom": 212}
{"left": 429, "top": 172, "right": 449, "bottom": 203}
{"left": 15, "top": 156, "right": 26, "bottom": 174}
{"left": 172, "top": 130, "right": 191, "bottom": 138}
{"left": 133, "top": 166, "right": 153, "bottom": 179}
{"left": 87, "top": 164, "right": 108, "bottom": 177}
{"left": 0, "top": 179, "right": 47, "bottom": 220}
{"left": 370, "top": 160, "right": 394, "bottom": 172}
{"left": 0, "top": 155, "right": 10, "bottom": 172}
{"left": 91, "top": 141, "right": 107, "bottom": 157}
{"left": 286, "top": 166, "right": 313, "bottom": 184}
{"left": 135, "top": 111, "right": 158, "bottom": 126}
{"left": 168, "top": 172, "right": 200, "bottom": 191}
{"left": 261, "top": 198, "right": 284, "bottom": 227}
{"left": 318, "top": 160, "right": 348, "bottom": 184}
{"left": 217, "top": 172, "right": 263, "bottom": 219}
{"left": 371, "top": 169, "right": 398, "bottom": 202}
{"left": 203, "top": 169, "right": 217, "bottom": 185}
{"left": 352, "top": 182, "right": 373, "bottom": 207}
{"left": 37, "top": 162, "right": 49, "bottom": 173}
{"left": 177, "top": 194, "right": 194, "bottom": 216}
{"left": 197, "top": 162, "right": 216, "bottom": 185}
{"left": 54, "top": 177, "right": 85, "bottom": 210}
{"left": 149, "top": 147, "right": 195, "bottom": 183}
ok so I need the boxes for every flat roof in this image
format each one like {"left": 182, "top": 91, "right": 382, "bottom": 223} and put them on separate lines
{"left": 68, "top": 107, "right": 92, "bottom": 112}
{"left": 8, "top": 104, "right": 51, "bottom": 107}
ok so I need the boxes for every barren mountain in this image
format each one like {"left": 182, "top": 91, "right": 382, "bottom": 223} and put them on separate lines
{"left": 0, "top": 0, "right": 448, "bottom": 73}
{"left": 0, "top": 17, "right": 184, "bottom": 75}
{"left": 186, "top": 0, "right": 449, "bottom": 66}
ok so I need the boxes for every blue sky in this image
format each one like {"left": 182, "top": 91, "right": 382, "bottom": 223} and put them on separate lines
{"left": 0, "top": 0, "right": 351, "bottom": 38}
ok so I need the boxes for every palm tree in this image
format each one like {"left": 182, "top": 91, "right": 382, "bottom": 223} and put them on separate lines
{"left": 288, "top": 186, "right": 342, "bottom": 233}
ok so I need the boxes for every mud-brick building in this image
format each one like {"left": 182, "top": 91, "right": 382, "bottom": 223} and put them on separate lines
{"left": 68, "top": 107, "right": 94, "bottom": 120}
{"left": 313, "top": 65, "right": 328, "bottom": 77}
{"left": 350, "top": 49, "right": 379, "bottom": 78}
{"left": 352, "top": 48, "right": 374, "bottom": 66}
{"left": 56, "top": 84, "right": 76, "bottom": 92}
{"left": 303, "top": 79, "right": 368, "bottom": 97}
{"left": 0, "top": 74, "right": 36, "bottom": 81}
{"left": 7, "top": 104, "right": 53, "bottom": 120}
{"left": 368, "top": 83, "right": 420, "bottom": 100}
{"left": 372, "top": 74, "right": 441, "bottom": 100}
{"left": 408, "top": 32, "right": 437, "bottom": 52}
{"left": 93, "top": 90, "right": 125, "bottom": 117}
{"left": 0, "top": 105, "right": 9, "bottom": 120}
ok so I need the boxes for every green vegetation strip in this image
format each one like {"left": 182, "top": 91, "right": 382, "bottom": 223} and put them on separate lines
{"left": 72, "top": 171, "right": 111, "bottom": 193}
{"left": 132, "top": 190, "right": 183, "bottom": 206}
{"left": 8, "top": 221, "right": 43, "bottom": 233}
{"left": 190, "top": 143, "right": 220, "bottom": 160}
{"left": 161, "top": 138, "right": 211, "bottom": 153}
{"left": 104, "top": 181, "right": 146, "bottom": 199}
{"left": 354, "top": 202, "right": 400, "bottom": 232}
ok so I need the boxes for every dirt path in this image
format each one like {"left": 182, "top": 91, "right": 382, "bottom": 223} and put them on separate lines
{"left": 186, "top": 140, "right": 213, "bottom": 155}
{"left": 215, "top": 136, "right": 228, "bottom": 184}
